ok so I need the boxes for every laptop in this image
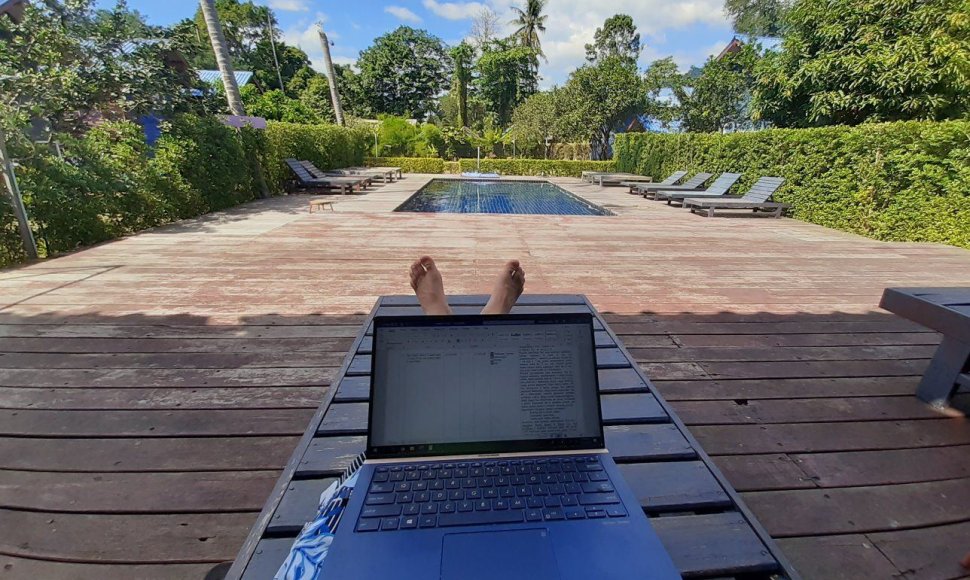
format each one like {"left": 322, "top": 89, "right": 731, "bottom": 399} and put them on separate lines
{"left": 319, "top": 312, "right": 680, "bottom": 580}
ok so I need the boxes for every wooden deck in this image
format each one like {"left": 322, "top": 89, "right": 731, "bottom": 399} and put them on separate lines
{"left": 1, "top": 176, "right": 969, "bottom": 579}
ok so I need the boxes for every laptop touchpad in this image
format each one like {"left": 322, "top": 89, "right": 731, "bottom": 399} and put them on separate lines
{"left": 441, "top": 529, "right": 560, "bottom": 580}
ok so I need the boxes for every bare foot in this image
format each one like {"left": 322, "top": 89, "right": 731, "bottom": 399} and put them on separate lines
{"left": 410, "top": 256, "right": 452, "bottom": 315}
{"left": 482, "top": 260, "right": 525, "bottom": 314}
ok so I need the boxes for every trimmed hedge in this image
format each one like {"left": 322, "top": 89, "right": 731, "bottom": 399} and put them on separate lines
{"left": 263, "top": 122, "right": 371, "bottom": 193}
{"left": 458, "top": 159, "right": 615, "bottom": 178}
{"left": 364, "top": 157, "right": 446, "bottom": 173}
{"left": 615, "top": 121, "right": 970, "bottom": 249}
{"left": 2, "top": 116, "right": 262, "bottom": 267}
{"left": 363, "top": 157, "right": 615, "bottom": 178}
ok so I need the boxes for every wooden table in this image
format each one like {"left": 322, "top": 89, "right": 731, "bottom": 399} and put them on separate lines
{"left": 308, "top": 199, "right": 335, "bottom": 213}
{"left": 880, "top": 287, "right": 970, "bottom": 405}
{"left": 225, "top": 295, "right": 797, "bottom": 580}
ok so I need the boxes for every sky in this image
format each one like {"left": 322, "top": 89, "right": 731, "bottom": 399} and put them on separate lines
{"left": 100, "top": 0, "right": 737, "bottom": 87}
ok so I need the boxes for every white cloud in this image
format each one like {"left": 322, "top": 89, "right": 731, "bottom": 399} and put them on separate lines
{"left": 269, "top": 0, "right": 309, "bottom": 11}
{"left": 385, "top": 5, "right": 423, "bottom": 23}
{"left": 282, "top": 13, "right": 356, "bottom": 74}
{"left": 422, "top": 0, "right": 488, "bottom": 20}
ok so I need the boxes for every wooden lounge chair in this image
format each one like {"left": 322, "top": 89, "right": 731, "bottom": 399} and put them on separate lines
{"left": 880, "top": 287, "right": 970, "bottom": 406}
{"left": 351, "top": 165, "right": 403, "bottom": 179}
{"left": 226, "top": 294, "right": 798, "bottom": 580}
{"left": 631, "top": 172, "right": 713, "bottom": 198}
{"left": 284, "top": 158, "right": 369, "bottom": 194}
{"left": 683, "top": 177, "right": 787, "bottom": 217}
{"left": 655, "top": 172, "right": 743, "bottom": 205}
{"left": 298, "top": 160, "right": 383, "bottom": 185}
{"left": 594, "top": 173, "right": 654, "bottom": 186}
{"left": 622, "top": 170, "right": 688, "bottom": 193}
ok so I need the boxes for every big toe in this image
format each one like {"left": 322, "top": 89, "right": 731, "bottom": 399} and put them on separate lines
{"left": 420, "top": 256, "right": 437, "bottom": 271}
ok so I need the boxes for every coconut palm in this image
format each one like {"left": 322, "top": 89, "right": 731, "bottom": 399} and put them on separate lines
{"left": 198, "top": 0, "right": 245, "bottom": 115}
{"left": 510, "top": 0, "right": 548, "bottom": 62}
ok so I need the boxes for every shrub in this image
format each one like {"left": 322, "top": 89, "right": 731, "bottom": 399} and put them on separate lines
{"left": 615, "top": 120, "right": 970, "bottom": 248}
{"left": 364, "top": 157, "right": 446, "bottom": 173}
{"left": 458, "top": 158, "right": 616, "bottom": 177}
{"left": 262, "top": 122, "right": 371, "bottom": 193}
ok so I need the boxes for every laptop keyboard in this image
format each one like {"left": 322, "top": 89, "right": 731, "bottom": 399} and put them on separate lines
{"left": 355, "top": 455, "right": 627, "bottom": 532}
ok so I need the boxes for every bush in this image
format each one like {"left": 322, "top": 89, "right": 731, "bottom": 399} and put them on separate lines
{"left": 1, "top": 116, "right": 261, "bottom": 267}
{"left": 458, "top": 158, "right": 616, "bottom": 177}
{"left": 364, "top": 157, "right": 446, "bottom": 173}
{"left": 615, "top": 120, "right": 970, "bottom": 249}
{"left": 262, "top": 122, "right": 371, "bottom": 193}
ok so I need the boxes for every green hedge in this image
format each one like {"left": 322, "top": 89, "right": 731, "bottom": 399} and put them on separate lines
{"left": 363, "top": 157, "right": 615, "bottom": 177}
{"left": 364, "top": 157, "right": 446, "bottom": 173}
{"left": 615, "top": 121, "right": 970, "bottom": 249}
{"left": 263, "top": 122, "right": 371, "bottom": 193}
{"left": 458, "top": 159, "right": 616, "bottom": 178}
{"left": 2, "top": 116, "right": 261, "bottom": 267}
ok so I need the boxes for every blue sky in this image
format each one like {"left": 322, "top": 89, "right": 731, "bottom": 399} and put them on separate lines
{"left": 104, "top": 0, "right": 736, "bottom": 87}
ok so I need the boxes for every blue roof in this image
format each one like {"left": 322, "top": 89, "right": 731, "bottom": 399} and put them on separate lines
{"left": 197, "top": 70, "right": 254, "bottom": 86}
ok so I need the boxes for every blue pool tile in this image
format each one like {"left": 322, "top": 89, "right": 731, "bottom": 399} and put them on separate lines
{"left": 395, "top": 179, "right": 612, "bottom": 216}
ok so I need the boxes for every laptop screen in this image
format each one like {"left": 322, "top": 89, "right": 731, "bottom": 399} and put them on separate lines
{"left": 367, "top": 313, "right": 604, "bottom": 459}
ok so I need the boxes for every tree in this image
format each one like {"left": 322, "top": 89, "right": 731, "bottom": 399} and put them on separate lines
{"left": 475, "top": 39, "right": 537, "bottom": 126}
{"left": 470, "top": 7, "right": 500, "bottom": 49}
{"left": 556, "top": 57, "right": 643, "bottom": 158}
{"left": 333, "top": 64, "right": 372, "bottom": 118}
{"left": 679, "top": 46, "right": 760, "bottom": 132}
{"left": 754, "top": 0, "right": 970, "bottom": 127}
{"left": 508, "top": 90, "right": 560, "bottom": 156}
{"left": 199, "top": 0, "right": 245, "bottom": 115}
{"left": 724, "top": 0, "right": 791, "bottom": 38}
{"left": 641, "top": 57, "right": 684, "bottom": 129}
{"left": 247, "top": 41, "right": 311, "bottom": 92}
{"left": 511, "top": 0, "right": 547, "bottom": 78}
{"left": 450, "top": 42, "right": 474, "bottom": 127}
{"left": 240, "top": 86, "right": 319, "bottom": 123}
{"left": 585, "top": 14, "right": 641, "bottom": 66}
{"left": 356, "top": 26, "right": 451, "bottom": 119}
{"left": 193, "top": 0, "right": 270, "bottom": 61}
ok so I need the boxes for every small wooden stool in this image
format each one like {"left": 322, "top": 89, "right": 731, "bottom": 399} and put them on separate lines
{"left": 308, "top": 199, "right": 335, "bottom": 213}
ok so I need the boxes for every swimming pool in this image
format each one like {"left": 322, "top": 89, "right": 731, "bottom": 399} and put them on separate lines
{"left": 395, "top": 179, "right": 613, "bottom": 216}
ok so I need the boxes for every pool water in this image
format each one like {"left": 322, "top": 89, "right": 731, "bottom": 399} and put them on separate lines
{"left": 395, "top": 179, "right": 613, "bottom": 216}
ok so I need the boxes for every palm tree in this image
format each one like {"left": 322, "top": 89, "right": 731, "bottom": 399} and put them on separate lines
{"left": 510, "top": 0, "right": 548, "bottom": 61}
{"left": 198, "top": 0, "right": 245, "bottom": 116}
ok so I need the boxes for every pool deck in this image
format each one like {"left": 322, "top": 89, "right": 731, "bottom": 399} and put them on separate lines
{"left": 1, "top": 175, "right": 969, "bottom": 579}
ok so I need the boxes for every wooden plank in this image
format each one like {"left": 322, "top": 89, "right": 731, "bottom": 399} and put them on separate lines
{"left": 869, "top": 520, "right": 970, "bottom": 580}
{"left": 792, "top": 445, "right": 970, "bottom": 487}
{"left": 618, "top": 461, "right": 731, "bottom": 512}
{"left": 673, "top": 332, "right": 939, "bottom": 348}
{"left": 650, "top": 512, "right": 779, "bottom": 578}
{"left": 0, "top": 556, "right": 215, "bottom": 580}
{"left": 0, "top": 386, "right": 329, "bottom": 410}
{"left": 0, "top": 351, "right": 346, "bottom": 369}
{"left": 333, "top": 375, "right": 370, "bottom": 402}
{"left": 692, "top": 419, "right": 970, "bottom": 455}
{"left": 670, "top": 396, "right": 941, "bottom": 425}
{"left": 241, "top": 537, "right": 294, "bottom": 580}
{"left": 711, "top": 454, "right": 816, "bottom": 491}
{"left": 0, "top": 367, "right": 335, "bottom": 388}
{"left": 653, "top": 376, "right": 920, "bottom": 401}
{"left": 597, "top": 367, "right": 650, "bottom": 392}
{"left": 777, "top": 535, "right": 900, "bottom": 580}
{"left": 743, "top": 477, "right": 970, "bottom": 536}
{"left": 296, "top": 436, "right": 367, "bottom": 478}
{"left": 267, "top": 478, "right": 337, "bottom": 534}
{"left": 0, "top": 437, "right": 297, "bottom": 471}
{"left": 604, "top": 424, "right": 697, "bottom": 462}
{"left": 0, "top": 509, "right": 255, "bottom": 562}
{"left": 630, "top": 344, "right": 937, "bottom": 363}
{"left": 600, "top": 393, "right": 668, "bottom": 424}
{"left": 0, "top": 409, "right": 313, "bottom": 437}
{"left": 316, "top": 403, "right": 368, "bottom": 436}
{"left": 0, "top": 336, "right": 353, "bottom": 354}
{"left": 0, "top": 470, "right": 275, "bottom": 513}
{"left": 700, "top": 358, "right": 931, "bottom": 380}
{"left": 0, "top": 323, "right": 361, "bottom": 339}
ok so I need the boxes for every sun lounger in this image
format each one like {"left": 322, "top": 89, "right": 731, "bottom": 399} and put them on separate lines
{"left": 683, "top": 177, "right": 787, "bottom": 217}
{"left": 351, "top": 166, "right": 403, "bottom": 179}
{"left": 631, "top": 172, "right": 713, "bottom": 198}
{"left": 299, "top": 160, "right": 380, "bottom": 187}
{"left": 226, "top": 294, "right": 797, "bottom": 579}
{"left": 656, "top": 172, "right": 743, "bottom": 205}
{"left": 319, "top": 165, "right": 395, "bottom": 183}
{"left": 594, "top": 173, "right": 654, "bottom": 186}
{"left": 622, "top": 170, "right": 688, "bottom": 193}
{"left": 880, "top": 287, "right": 970, "bottom": 406}
{"left": 284, "top": 159, "right": 369, "bottom": 194}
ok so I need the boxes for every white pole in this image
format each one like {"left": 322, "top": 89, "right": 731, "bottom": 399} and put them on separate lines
{"left": 318, "top": 25, "right": 345, "bottom": 126}
{"left": 265, "top": 9, "right": 286, "bottom": 93}
{"left": 0, "top": 128, "right": 38, "bottom": 260}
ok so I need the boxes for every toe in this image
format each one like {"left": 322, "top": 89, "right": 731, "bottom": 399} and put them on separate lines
{"left": 420, "top": 256, "right": 437, "bottom": 271}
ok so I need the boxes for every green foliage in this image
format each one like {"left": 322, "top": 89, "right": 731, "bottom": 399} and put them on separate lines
{"left": 375, "top": 116, "right": 420, "bottom": 156}
{"left": 415, "top": 124, "right": 446, "bottom": 157}
{"left": 458, "top": 159, "right": 616, "bottom": 177}
{"left": 585, "top": 14, "right": 641, "bottom": 66}
{"left": 364, "top": 157, "right": 446, "bottom": 173}
{"left": 356, "top": 26, "right": 451, "bottom": 119}
{"left": 511, "top": 0, "right": 548, "bottom": 63}
{"left": 475, "top": 39, "right": 538, "bottom": 126}
{"left": 449, "top": 42, "right": 475, "bottom": 128}
{"left": 508, "top": 91, "right": 559, "bottom": 157}
{"left": 754, "top": 0, "right": 970, "bottom": 126}
{"left": 724, "top": 0, "right": 792, "bottom": 37}
{"left": 615, "top": 120, "right": 970, "bottom": 248}
{"left": 241, "top": 86, "right": 321, "bottom": 123}
{"left": 2, "top": 116, "right": 259, "bottom": 266}
{"left": 262, "top": 122, "right": 371, "bottom": 193}
{"left": 680, "top": 44, "right": 761, "bottom": 132}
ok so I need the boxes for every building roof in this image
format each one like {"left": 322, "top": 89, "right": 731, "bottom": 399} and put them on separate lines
{"left": 197, "top": 70, "right": 254, "bottom": 86}
{"left": 0, "top": 0, "right": 26, "bottom": 24}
